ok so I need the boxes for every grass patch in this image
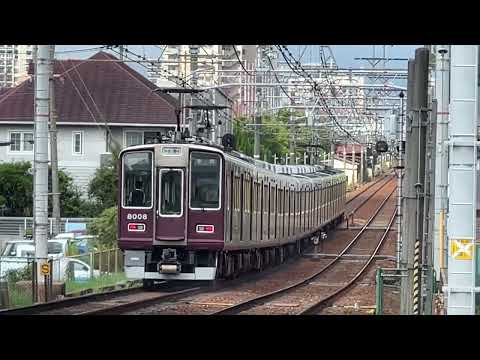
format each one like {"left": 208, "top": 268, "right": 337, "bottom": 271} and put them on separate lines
{"left": 66, "top": 272, "right": 128, "bottom": 294}
{"left": 8, "top": 286, "right": 34, "bottom": 308}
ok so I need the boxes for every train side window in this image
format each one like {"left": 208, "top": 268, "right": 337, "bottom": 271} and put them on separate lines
{"left": 122, "top": 151, "right": 153, "bottom": 208}
{"left": 159, "top": 169, "right": 183, "bottom": 216}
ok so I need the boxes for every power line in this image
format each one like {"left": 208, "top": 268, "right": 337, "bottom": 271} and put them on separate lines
{"left": 232, "top": 45, "right": 254, "bottom": 76}
{"left": 54, "top": 46, "right": 108, "bottom": 55}
{"left": 109, "top": 46, "right": 232, "bottom": 125}
{"left": 264, "top": 53, "right": 295, "bottom": 104}
{"left": 276, "top": 45, "right": 360, "bottom": 143}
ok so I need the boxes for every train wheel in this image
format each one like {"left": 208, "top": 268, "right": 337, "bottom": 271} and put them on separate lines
{"left": 142, "top": 279, "right": 154, "bottom": 291}
{"left": 274, "top": 248, "right": 280, "bottom": 265}
{"left": 217, "top": 253, "right": 225, "bottom": 279}
{"left": 256, "top": 251, "right": 262, "bottom": 271}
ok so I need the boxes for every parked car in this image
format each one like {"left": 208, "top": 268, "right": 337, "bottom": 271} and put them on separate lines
{"left": 0, "top": 240, "right": 99, "bottom": 282}
{"left": 71, "top": 235, "right": 98, "bottom": 254}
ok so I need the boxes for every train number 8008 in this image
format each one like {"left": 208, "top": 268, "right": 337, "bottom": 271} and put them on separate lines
{"left": 127, "top": 213, "right": 148, "bottom": 220}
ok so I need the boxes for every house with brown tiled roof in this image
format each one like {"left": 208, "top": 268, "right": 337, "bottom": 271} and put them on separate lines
{"left": 0, "top": 51, "right": 178, "bottom": 194}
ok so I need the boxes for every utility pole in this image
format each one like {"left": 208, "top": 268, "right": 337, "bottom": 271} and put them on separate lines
{"left": 400, "top": 58, "right": 416, "bottom": 315}
{"left": 411, "top": 48, "right": 429, "bottom": 315}
{"left": 432, "top": 46, "right": 450, "bottom": 284}
{"left": 360, "top": 146, "right": 364, "bottom": 184}
{"left": 352, "top": 146, "right": 356, "bottom": 187}
{"left": 34, "top": 45, "right": 54, "bottom": 285}
{"left": 49, "top": 46, "right": 60, "bottom": 236}
{"left": 289, "top": 115, "right": 295, "bottom": 165}
{"left": 396, "top": 91, "right": 405, "bottom": 269}
{"left": 254, "top": 113, "right": 261, "bottom": 160}
{"left": 329, "top": 129, "right": 335, "bottom": 167}
{"left": 401, "top": 48, "right": 429, "bottom": 315}
{"left": 119, "top": 45, "right": 124, "bottom": 61}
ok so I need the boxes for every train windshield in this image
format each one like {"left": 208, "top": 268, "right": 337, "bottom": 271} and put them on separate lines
{"left": 160, "top": 169, "right": 183, "bottom": 216}
{"left": 190, "top": 152, "right": 221, "bottom": 209}
{"left": 123, "top": 151, "right": 153, "bottom": 208}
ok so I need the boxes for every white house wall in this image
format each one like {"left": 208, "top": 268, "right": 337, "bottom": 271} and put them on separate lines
{"left": 0, "top": 124, "right": 175, "bottom": 197}
{"left": 0, "top": 125, "right": 105, "bottom": 195}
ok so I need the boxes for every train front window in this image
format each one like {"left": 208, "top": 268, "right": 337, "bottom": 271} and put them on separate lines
{"left": 190, "top": 152, "right": 221, "bottom": 209}
{"left": 123, "top": 151, "right": 153, "bottom": 208}
{"left": 160, "top": 169, "right": 183, "bottom": 216}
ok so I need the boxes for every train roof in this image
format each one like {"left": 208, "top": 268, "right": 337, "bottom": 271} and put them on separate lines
{"left": 120, "top": 142, "right": 346, "bottom": 181}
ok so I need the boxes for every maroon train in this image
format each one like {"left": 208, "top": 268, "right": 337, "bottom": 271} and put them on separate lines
{"left": 118, "top": 142, "right": 347, "bottom": 285}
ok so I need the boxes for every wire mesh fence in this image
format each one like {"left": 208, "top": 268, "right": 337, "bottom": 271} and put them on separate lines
{"left": 0, "top": 248, "right": 124, "bottom": 310}
{"left": 0, "top": 217, "right": 93, "bottom": 238}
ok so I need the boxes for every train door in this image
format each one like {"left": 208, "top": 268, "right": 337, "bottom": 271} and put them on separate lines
{"left": 156, "top": 168, "right": 186, "bottom": 241}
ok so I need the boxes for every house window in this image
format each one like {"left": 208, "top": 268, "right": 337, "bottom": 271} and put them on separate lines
{"left": 9, "top": 131, "right": 33, "bottom": 152}
{"left": 72, "top": 131, "right": 83, "bottom": 155}
{"left": 23, "top": 133, "right": 33, "bottom": 151}
{"left": 144, "top": 131, "right": 162, "bottom": 144}
{"left": 125, "top": 131, "right": 143, "bottom": 147}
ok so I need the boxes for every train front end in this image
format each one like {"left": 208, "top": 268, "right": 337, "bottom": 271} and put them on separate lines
{"left": 118, "top": 144, "right": 224, "bottom": 282}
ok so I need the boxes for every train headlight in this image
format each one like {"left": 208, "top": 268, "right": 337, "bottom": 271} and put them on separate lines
{"left": 196, "top": 224, "right": 215, "bottom": 234}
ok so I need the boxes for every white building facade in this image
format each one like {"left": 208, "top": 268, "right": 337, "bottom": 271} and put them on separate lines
{"left": 147, "top": 45, "right": 257, "bottom": 116}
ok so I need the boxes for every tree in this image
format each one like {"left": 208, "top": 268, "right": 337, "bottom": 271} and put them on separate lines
{"left": 88, "top": 166, "right": 118, "bottom": 211}
{"left": 233, "top": 109, "right": 301, "bottom": 163}
{"left": 0, "top": 162, "right": 33, "bottom": 216}
{"left": 50, "top": 168, "right": 86, "bottom": 217}
{"left": 88, "top": 206, "right": 117, "bottom": 248}
{"left": 87, "top": 147, "right": 119, "bottom": 214}
{"left": 0, "top": 161, "right": 93, "bottom": 217}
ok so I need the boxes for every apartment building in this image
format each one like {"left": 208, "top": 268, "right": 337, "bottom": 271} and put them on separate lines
{"left": 0, "top": 45, "right": 33, "bottom": 88}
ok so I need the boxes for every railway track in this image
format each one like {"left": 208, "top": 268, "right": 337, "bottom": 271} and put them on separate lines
{"left": 208, "top": 178, "right": 396, "bottom": 315}
{"left": 117, "top": 178, "right": 397, "bottom": 315}
{"left": 345, "top": 174, "right": 393, "bottom": 216}
{"left": 0, "top": 282, "right": 204, "bottom": 315}
{"left": 1, "top": 176, "right": 395, "bottom": 315}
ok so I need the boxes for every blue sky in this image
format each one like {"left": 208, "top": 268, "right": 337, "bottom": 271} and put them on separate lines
{"left": 55, "top": 45, "right": 418, "bottom": 74}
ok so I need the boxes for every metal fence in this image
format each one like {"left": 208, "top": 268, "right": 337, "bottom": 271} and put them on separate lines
{"left": 0, "top": 217, "right": 94, "bottom": 238}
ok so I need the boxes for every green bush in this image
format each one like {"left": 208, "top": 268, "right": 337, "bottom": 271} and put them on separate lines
{"left": 0, "top": 161, "right": 94, "bottom": 217}
{"left": 88, "top": 207, "right": 118, "bottom": 248}
{"left": 5, "top": 265, "right": 32, "bottom": 284}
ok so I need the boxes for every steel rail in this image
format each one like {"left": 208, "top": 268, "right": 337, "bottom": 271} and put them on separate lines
{"left": 75, "top": 286, "right": 203, "bottom": 315}
{"left": 345, "top": 175, "right": 394, "bottom": 220}
{"left": 0, "top": 282, "right": 144, "bottom": 315}
{"left": 1, "top": 281, "right": 199, "bottom": 315}
{"left": 345, "top": 174, "right": 392, "bottom": 206}
{"left": 211, "top": 181, "right": 397, "bottom": 315}
{"left": 298, "top": 208, "right": 397, "bottom": 315}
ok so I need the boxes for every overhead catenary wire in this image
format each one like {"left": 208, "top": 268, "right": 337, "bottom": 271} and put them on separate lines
{"left": 54, "top": 46, "right": 109, "bottom": 55}
{"left": 58, "top": 60, "right": 116, "bottom": 144}
{"left": 276, "top": 45, "right": 360, "bottom": 144}
{"left": 232, "top": 45, "right": 254, "bottom": 76}
{"left": 264, "top": 53, "right": 295, "bottom": 104}
{"left": 108, "top": 46, "right": 234, "bottom": 130}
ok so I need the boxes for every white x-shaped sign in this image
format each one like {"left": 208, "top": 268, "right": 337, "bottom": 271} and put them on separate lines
{"left": 451, "top": 240, "right": 474, "bottom": 260}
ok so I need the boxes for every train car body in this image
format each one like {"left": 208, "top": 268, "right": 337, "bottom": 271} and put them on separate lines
{"left": 118, "top": 143, "right": 347, "bottom": 282}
